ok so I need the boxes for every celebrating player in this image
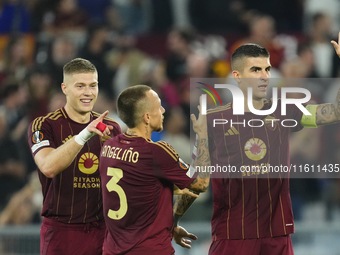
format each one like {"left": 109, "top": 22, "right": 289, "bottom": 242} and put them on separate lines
{"left": 173, "top": 33, "right": 340, "bottom": 255}
{"left": 27, "top": 58, "right": 121, "bottom": 255}
{"left": 99, "top": 85, "right": 210, "bottom": 255}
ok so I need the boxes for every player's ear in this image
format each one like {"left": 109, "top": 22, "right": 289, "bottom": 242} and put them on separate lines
{"left": 232, "top": 70, "right": 241, "bottom": 83}
{"left": 61, "top": 83, "right": 67, "bottom": 95}
{"left": 142, "top": 112, "right": 150, "bottom": 124}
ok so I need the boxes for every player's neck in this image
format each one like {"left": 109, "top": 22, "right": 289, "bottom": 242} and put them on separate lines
{"left": 244, "top": 99, "right": 264, "bottom": 112}
{"left": 64, "top": 104, "right": 91, "bottom": 124}
{"left": 126, "top": 125, "right": 152, "bottom": 140}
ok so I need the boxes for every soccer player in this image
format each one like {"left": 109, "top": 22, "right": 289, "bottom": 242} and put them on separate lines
{"left": 173, "top": 34, "right": 340, "bottom": 255}
{"left": 27, "top": 58, "right": 121, "bottom": 255}
{"left": 99, "top": 85, "right": 210, "bottom": 255}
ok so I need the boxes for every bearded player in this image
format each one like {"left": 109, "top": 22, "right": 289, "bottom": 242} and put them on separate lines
{"left": 173, "top": 33, "right": 340, "bottom": 255}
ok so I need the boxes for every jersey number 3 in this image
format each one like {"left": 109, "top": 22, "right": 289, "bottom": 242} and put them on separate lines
{"left": 106, "top": 167, "right": 128, "bottom": 220}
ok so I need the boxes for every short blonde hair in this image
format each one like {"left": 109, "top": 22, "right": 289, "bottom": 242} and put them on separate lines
{"left": 63, "top": 58, "right": 97, "bottom": 76}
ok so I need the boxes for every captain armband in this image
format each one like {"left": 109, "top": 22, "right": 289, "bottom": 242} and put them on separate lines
{"left": 300, "top": 105, "right": 318, "bottom": 128}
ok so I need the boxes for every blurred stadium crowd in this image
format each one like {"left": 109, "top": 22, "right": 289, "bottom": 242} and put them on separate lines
{"left": 1, "top": 0, "right": 340, "bottom": 229}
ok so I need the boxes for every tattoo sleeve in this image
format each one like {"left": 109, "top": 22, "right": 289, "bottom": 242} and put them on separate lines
{"left": 187, "top": 137, "right": 210, "bottom": 192}
{"left": 173, "top": 194, "right": 198, "bottom": 227}
{"left": 173, "top": 136, "right": 210, "bottom": 226}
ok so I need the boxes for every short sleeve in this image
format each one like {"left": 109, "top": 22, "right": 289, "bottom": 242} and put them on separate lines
{"left": 152, "top": 141, "right": 195, "bottom": 189}
{"left": 27, "top": 117, "right": 55, "bottom": 156}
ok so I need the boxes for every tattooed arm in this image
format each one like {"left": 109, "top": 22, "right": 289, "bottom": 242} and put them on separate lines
{"left": 315, "top": 33, "right": 340, "bottom": 126}
{"left": 315, "top": 103, "right": 340, "bottom": 125}
{"left": 184, "top": 137, "right": 210, "bottom": 193}
{"left": 172, "top": 99, "right": 211, "bottom": 249}
{"left": 172, "top": 137, "right": 210, "bottom": 249}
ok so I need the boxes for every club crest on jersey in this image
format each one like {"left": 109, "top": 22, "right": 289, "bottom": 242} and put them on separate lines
{"left": 178, "top": 157, "right": 189, "bottom": 170}
{"left": 32, "top": 130, "right": 44, "bottom": 144}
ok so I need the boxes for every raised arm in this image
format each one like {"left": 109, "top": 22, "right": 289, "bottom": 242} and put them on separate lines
{"left": 34, "top": 111, "right": 112, "bottom": 178}
{"left": 172, "top": 98, "right": 210, "bottom": 248}
{"left": 185, "top": 102, "right": 210, "bottom": 193}
{"left": 315, "top": 32, "right": 340, "bottom": 126}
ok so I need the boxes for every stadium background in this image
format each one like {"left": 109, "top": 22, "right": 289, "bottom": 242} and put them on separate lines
{"left": 0, "top": 0, "right": 340, "bottom": 254}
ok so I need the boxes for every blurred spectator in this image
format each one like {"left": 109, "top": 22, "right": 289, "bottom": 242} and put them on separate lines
{"left": 43, "top": 36, "right": 77, "bottom": 86}
{"left": 160, "top": 28, "right": 209, "bottom": 137}
{"left": 304, "top": 0, "right": 340, "bottom": 34}
{"left": 41, "top": 0, "right": 89, "bottom": 46}
{"left": 0, "top": 171, "right": 42, "bottom": 225}
{"left": 296, "top": 41, "right": 319, "bottom": 78}
{"left": 243, "top": 0, "right": 303, "bottom": 32}
{"left": 171, "top": 0, "right": 192, "bottom": 29}
{"left": 0, "top": 35, "right": 32, "bottom": 84}
{"left": 161, "top": 28, "right": 209, "bottom": 108}
{"left": 48, "top": 91, "right": 67, "bottom": 112}
{"left": 115, "top": 0, "right": 148, "bottom": 35}
{"left": 290, "top": 123, "right": 323, "bottom": 220}
{"left": 279, "top": 60, "right": 324, "bottom": 220}
{"left": 0, "top": 84, "right": 28, "bottom": 211}
{"left": 279, "top": 57, "right": 324, "bottom": 100}
{"left": 79, "top": 24, "right": 114, "bottom": 96}
{"left": 25, "top": 66, "right": 56, "bottom": 121}
{"left": 0, "top": 109, "right": 25, "bottom": 193}
{"left": 106, "top": 33, "right": 152, "bottom": 96}
{"left": 0, "top": 0, "right": 30, "bottom": 34}
{"left": 0, "top": 83, "right": 27, "bottom": 130}
{"left": 279, "top": 40, "right": 335, "bottom": 100}
{"left": 307, "top": 13, "right": 337, "bottom": 78}
{"left": 189, "top": 0, "right": 247, "bottom": 34}
{"left": 230, "top": 14, "right": 285, "bottom": 69}
{"left": 27, "top": 0, "right": 59, "bottom": 33}
{"left": 280, "top": 61, "right": 309, "bottom": 80}
{"left": 148, "top": 0, "right": 173, "bottom": 32}
{"left": 162, "top": 107, "right": 191, "bottom": 163}
{"left": 78, "top": 0, "right": 120, "bottom": 29}
{"left": 322, "top": 78, "right": 340, "bottom": 219}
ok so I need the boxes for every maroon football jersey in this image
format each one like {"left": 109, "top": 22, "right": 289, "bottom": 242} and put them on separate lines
{"left": 206, "top": 99, "right": 304, "bottom": 240}
{"left": 99, "top": 133, "right": 194, "bottom": 255}
{"left": 28, "top": 108, "right": 121, "bottom": 224}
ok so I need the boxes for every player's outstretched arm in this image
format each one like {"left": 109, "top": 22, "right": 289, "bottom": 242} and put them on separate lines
{"left": 34, "top": 111, "right": 113, "bottom": 178}
{"left": 314, "top": 32, "right": 340, "bottom": 126}
{"left": 172, "top": 98, "right": 210, "bottom": 248}
{"left": 186, "top": 99, "right": 210, "bottom": 193}
{"left": 172, "top": 137, "right": 209, "bottom": 248}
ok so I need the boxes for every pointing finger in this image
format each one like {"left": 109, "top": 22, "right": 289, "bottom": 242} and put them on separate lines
{"left": 98, "top": 110, "right": 109, "bottom": 121}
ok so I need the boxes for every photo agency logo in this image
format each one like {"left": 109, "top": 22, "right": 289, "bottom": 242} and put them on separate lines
{"left": 198, "top": 83, "right": 312, "bottom": 128}
{"left": 196, "top": 82, "right": 223, "bottom": 107}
